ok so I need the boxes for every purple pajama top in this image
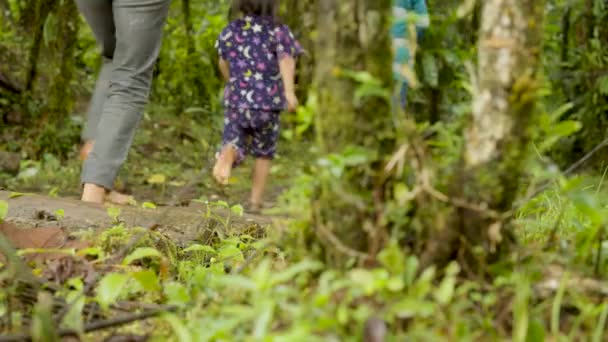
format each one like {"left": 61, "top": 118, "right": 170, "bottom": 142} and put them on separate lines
{"left": 215, "top": 15, "right": 303, "bottom": 111}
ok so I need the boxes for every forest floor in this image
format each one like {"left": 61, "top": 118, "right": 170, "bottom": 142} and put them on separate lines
{"left": 2, "top": 108, "right": 608, "bottom": 340}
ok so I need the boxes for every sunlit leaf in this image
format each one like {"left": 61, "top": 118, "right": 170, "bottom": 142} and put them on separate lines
{"left": 147, "top": 174, "right": 167, "bottom": 185}
{"left": 182, "top": 244, "right": 216, "bottom": 254}
{"left": 392, "top": 298, "right": 436, "bottom": 319}
{"left": 218, "top": 244, "right": 244, "bottom": 262}
{"left": 107, "top": 207, "right": 121, "bottom": 222}
{"left": 54, "top": 209, "right": 65, "bottom": 219}
{"left": 230, "top": 204, "right": 244, "bottom": 216}
{"left": 132, "top": 270, "right": 161, "bottom": 292}
{"left": 123, "top": 247, "right": 163, "bottom": 265}
{"left": 97, "top": 273, "right": 129, "bottom": 310}
{"left": 164, "top": 282, "right": 191, "bottom": 307}
{"left": 598, "top": 75, "right": 608, "bottom": 95}
{"left": 163, "top": 313, "right": 193, "bottom": 342}
{"left": 142, "top": 201, "right": 157, "bottom": 209}
{"left": 0, "top": 200, "right": 7, "bottom": 221}
{"left": 270, "top": 259, "right": 323, "bottom": 286}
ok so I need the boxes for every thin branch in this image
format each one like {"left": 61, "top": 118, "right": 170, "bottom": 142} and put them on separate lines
{"left": 0, "top": 305, "right": 177, "bottom": 342}
{"left": 313, "top": 204, "right": 372, "bottom": 262}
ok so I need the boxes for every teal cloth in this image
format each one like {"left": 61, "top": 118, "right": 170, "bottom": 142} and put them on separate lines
{"left": 391, "top": 0, "right": 429, "bottom": 83}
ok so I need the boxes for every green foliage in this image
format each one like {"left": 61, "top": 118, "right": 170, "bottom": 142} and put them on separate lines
{"left": 0, "top": 200, "right": 7, "bottom": 221}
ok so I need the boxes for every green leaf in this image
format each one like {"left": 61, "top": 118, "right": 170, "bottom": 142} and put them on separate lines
{"left": 107, "top": 207, "right": 121, "bottom": 222}
{"left": 378, "top": 240, "right": 406, "bottom": 275}
{"left": 422, "top": 53, "right": 439, "bottom": 88}
{"left": 62, "top": 280, "right": 85, "bottom": 333}
{"left": 142, "top": 201, "right": 157, "bottom": 209}
{"left": 218, "top": 244, "right": 244, "bottom": 262}
{"left": 163, "top": 313, "right": 193, "bottom": 342}
{"left": 147, "top": 174, "right": 167, "bottom": 184}
{"left": 54, "top": 209, "right": 65, "bottom": 220}
{"left": 230, "top": 204, "right": 244, "bottom": 216}
{"left": 0, "top": 200, "right": 7, "bottom": 221}
{"left": 270, "top": 259, "right": 323, "bottom": 286}
{"left": 9, "top": 192, "right": 25, "bottom": 199}
{"left": 123, "top": 247, "right": 163, "bottom": 265}
{"left": 77, "top": 247, "right": 104, "bottom": 259}
{"left": 392, "top": 298, "right": 436, "bottom": 319}
{"left": 526, "top": 319, "right": 545, "bottom": 342}
{"left": 132, "top": 270, "right": 161, "bottom": 292}
{"left": 253, "top": 300, "right": 275, "bottom": 339}
{"left": 32, "top": 292, "right": 59, "bottom": 342}
{"left": 164, "top": 282, "right": 190, "bottom": 307}
{"left": 97, "top": 273, "right": 129, "bottom": 310}
{"left": 182, "top": 244, "right": 216, "bottom": 254}
{"left": 213, "top": 200, "right": 230, "bottom": 208}
{"left": 394, "top": 183, "right": 411, "bottom": 205}
{"left": 434, "top": 275, "right": 456, "bottom": 305}
{"left": 597, "top": 75, "right": 608, "bottom": 95}
{"left": 349, "top": 269, "right": 377, "bottom": 295}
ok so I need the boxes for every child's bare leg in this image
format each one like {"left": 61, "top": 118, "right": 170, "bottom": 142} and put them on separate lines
{"left": 250, "top": 158, "right": 271, "bottom": 209}
{"left": 213, "top": 145, "right": 237, "bottom": 185}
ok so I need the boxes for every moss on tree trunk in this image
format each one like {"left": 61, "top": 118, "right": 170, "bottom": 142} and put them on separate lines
{"left": 421, "top": 0, "right": 545, "bottom": 268}
{"left": 311, "top": 0, "right": 392, "bottom": 265}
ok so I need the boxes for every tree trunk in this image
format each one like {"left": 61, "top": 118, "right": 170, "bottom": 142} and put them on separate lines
{"left": 311, "top": 0, "right": 392, "bottom": 265}
{"left": 421, "top": 0, "right": 545, "bottom": 268}
{"left": 46, "top": 0, "right": 79, "bottom": 121}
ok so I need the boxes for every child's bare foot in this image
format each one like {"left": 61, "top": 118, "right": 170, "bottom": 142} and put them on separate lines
{"left": 213, "top": 146, "right": 236, "bottom": 185}
{"left": 246, "top": 201, "right": 262, "bottom": 214}
{"left": 106, "top": 191, "right": 136, "bottom": 206}
{"left": 79, "top": 140, "right": 94, "bottom": 161}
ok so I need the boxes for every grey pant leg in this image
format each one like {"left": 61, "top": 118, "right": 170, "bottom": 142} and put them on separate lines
{"left": 80, "top": 0, "right": 170, "bottom": 189}
{"left": 75, "top": 0, "right": 115, "bottom": 142}
{"left": 82, "top": 58, "right": 112, "bottom": 141}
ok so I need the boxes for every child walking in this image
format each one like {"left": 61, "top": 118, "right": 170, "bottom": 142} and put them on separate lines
{"left": 213, "top": 0, "right": 303, "bottom": 213}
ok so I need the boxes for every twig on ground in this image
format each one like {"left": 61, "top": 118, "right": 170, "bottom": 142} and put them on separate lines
{"left": 312, "top": 204, "right": 372, "bottom": 262}
{"left": 0, "top": 305, "right": 177, "bottom": 342}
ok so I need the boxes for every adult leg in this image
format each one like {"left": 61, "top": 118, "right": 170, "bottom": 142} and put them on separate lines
{"left": 80, "top": 58, "right": 112, "bottom": 161}
{"left": 81, "top": 0, "right": 170, "bottom": 203}
{"left": 75, "top": 0, "right": 112, "bottom": 157}
{"left": 75, "top": 0, "right": 115, "bottom": 202}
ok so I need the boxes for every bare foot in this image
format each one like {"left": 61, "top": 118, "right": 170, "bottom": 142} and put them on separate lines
{"left": 79, "top": 140, "right": 94, "bottom": 161}
{"left": 213, "top": 146, "right": 236, "bottom": 185}
{"left": 247, "top": 201, "right": 262, "bottom": 214}
{"left": 81, "top": 183, "right": 105, "bottom": 204}
{"left": 106, "top": 191, "right": 136, "bottom": 206}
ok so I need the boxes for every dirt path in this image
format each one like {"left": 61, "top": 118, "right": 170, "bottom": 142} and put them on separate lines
{"left": 0, "top": 191, "right": 277, "bottom": 245}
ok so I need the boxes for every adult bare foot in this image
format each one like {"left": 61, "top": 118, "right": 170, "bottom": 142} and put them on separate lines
{"left": 79, "top": 140, "right": 94, "bottom": 161}
{"left": 81, "top": 183, "right": 105, "bottom": 204}
{"left": 106, "top": 190, "right": 136, "bottom": 206}
{"left": 213, "top": 146, "right": 236, "bottom": 185}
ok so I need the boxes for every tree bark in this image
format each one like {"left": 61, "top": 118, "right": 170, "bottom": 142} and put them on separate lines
{"left": 421, "top": 0, "right": 545, "bottom": 268}
{"left": 311, "top": 0, "right": 392, "bottom": 265}
{"left": 46, "top": 0, "right": 79, "bottom": 121}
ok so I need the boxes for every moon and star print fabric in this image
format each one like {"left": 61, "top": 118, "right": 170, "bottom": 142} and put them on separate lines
{"left": 215, "top": 15, "right": 303, "bottom": 111}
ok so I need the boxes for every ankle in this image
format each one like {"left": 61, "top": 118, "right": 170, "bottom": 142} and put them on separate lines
{"left": 81, "top": 183, "right": 106, "bottom": 204}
